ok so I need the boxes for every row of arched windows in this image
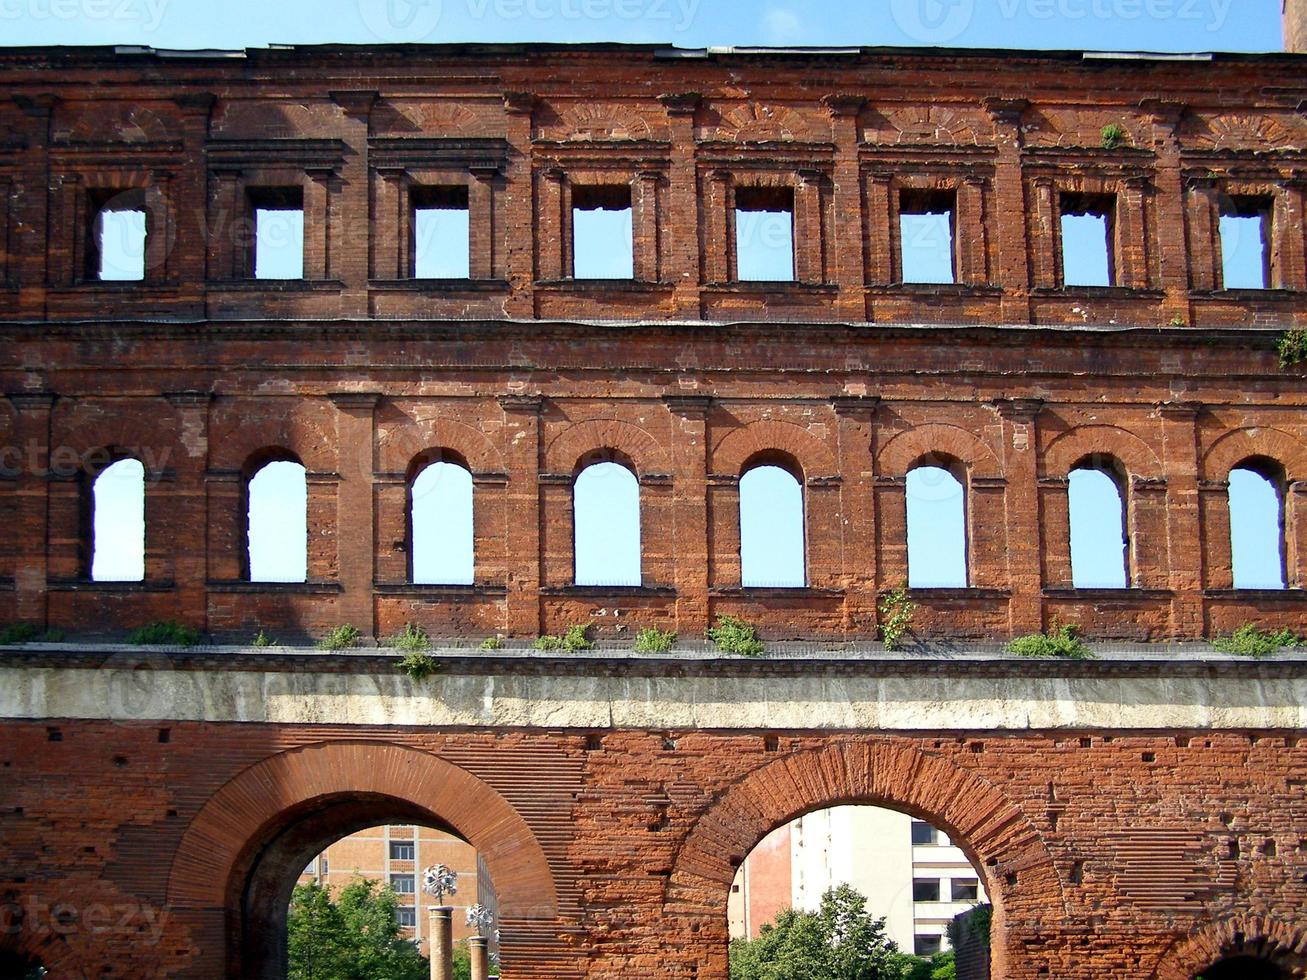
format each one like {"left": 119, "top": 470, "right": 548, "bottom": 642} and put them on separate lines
{"left": 82, "top": 451, "right": 1292, "bottom": 591}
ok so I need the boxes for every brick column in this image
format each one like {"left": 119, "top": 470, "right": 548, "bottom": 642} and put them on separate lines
{"left": 330, "top": 393, "right": 380, "bottom": 638}
{"left": 1185, "top": 177, "right": 1221, "bottom": 292}
{"left": 329, "top": 90, "right": 378, "bottom": 313}
{"left": 874, "top": 475, "right": 908, "bottom": 589}
{"left": 1157, "top": 401, "right": 1203, "bottom": 637}
{"left": 1199, "top": 478, "right": 1233, "bottom": 591}
{"left": 1118, "top": 176, "right": 1151, "bottom": 290}
{"left": 658, "top": 92, "right": 701, "bottom": 315}
{"left": 7, "top": 392, "right": 55, "bottom": 627}
{"left": 1289, "top": 481, "right": 1307, "bottom": 589}
{"left": 633, "top": 171, "right": 663, "bottom": 283}
{"left": 864, "top": 172, "right": 893, "bottom": 286}
{"left": 832, "top": 395, "right": 879, "bottom": 635}
{"left": 995, "top": 399, "right": 1044, "bottom": 635}
{"left": 704, "top": 169, "right": 731, "bottom": 284}
{"left": 429, "top": 906, "right": 453, "bottom": 980}
{"left": 1276, "top": 179, "right": 1307, "bottom": 291}
{"left": 469, "top": 166, "right": 499, "bottom": 280}
{"left": 983, "top": 98, "right": 1031, "bottom": 321}
{"left": 173, "top": 93, "right": 214, "bottom": 301}
{"left": 822, "top": 95, "right": 867, "bottom": 318}
{"left": 501, "top": 92, "right": 536, "bottom": 316}
{"left": 499, "top": 394, "right": 543, "bottom": 636}
{"left": 1039, "top": 476, "right": 1072, "bottom": 591}
{"left": 538, "top": 168, "right": 566, "bottom": 281}
{"left": 164, "top": 391, "right": 212, "bottom": 631}
{"left": 375, "top": 168, "right": 408, "bottom": 280}
{"left": 1032, "top": 177, "right": 1058, "bottom": 289}
{"left": 663, "top": 394, "right": 712, "bottom": 637}
{"left": 207, "top": 169, "right": 242, "bottom": 281}
{"left": 1129, "top": 477, "right": 1170, "bottom": 591}
{"left": 303, "top": 169, "right": 333, "bottom": 282}
{"left": 1141, "top": 100, "right": 1190, "bottom": 322}
{"left": 13, "top": 94, "right": 54, "bottom": 317}
{"left": 794, "top": 170, "right": 826, "bottom": 285}
{"left": 958, "top": 175, "right": 989, "bottom": 286}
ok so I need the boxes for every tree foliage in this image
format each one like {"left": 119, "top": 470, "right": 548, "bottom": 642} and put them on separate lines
{"left": 287, "top": 879, "right": 428, "bottom": 980}
{"left": 728, "top": 885, "right": 904, "bottom": 980}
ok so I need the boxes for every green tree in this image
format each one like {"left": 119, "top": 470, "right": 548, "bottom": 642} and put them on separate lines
{"left": 288, "top": 879, "right": 429, "bottom": 980}
{"left": 728, "top": 885, "right": 902, "bottom": 980}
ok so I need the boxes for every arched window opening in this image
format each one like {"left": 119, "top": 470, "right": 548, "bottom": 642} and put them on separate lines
{"left": 246, "top": 456, "right": 307, "bottom": 583}
{"left": 573, "top": 459, "right": 641, "bottom": 587}
{"left": 1195, "top": 956, "right": 1285, "bottom": 980}
{"left": 1229, "top": 462, "right": 1287, "bottom": 590}
{"left": 274, "top": 819, "right": 500, "bottom": 980}
{"left": 739, "top": 460, "right": 805, "bottom": 588}
{"left": 1068, "top": 464, "right": 1129, "bottom": 589}
{"left": 729, "top": 805, "right": 991, "bottom": 975}
{"left": 409, "top": 457, "right": 474, "bottom": 586}
{"left": 89, "top": 457, "right": 145, "bottom": 582}
{"left": 906, "top": 462, "right": 968, "bottom": 588}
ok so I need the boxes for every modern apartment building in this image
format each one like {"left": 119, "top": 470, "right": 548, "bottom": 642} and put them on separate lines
{"left": 728, "top": 807, "right": 987, "bottom": 957}
{"left": 297, "top": 824, "right": 499, "bottom": 957}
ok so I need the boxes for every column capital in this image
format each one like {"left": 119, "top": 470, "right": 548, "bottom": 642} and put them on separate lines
{"left": 1138, "top": 98, "right": 1187, "bottom": 131}
{"left": 329, "top": 89, "right": 379, "bottom": 120}
{"left": 983, "top": 97, "right": 1029, "bottom": 126}
{"left": 502, "top": 91, "right": 537, "bottom": 115}
{"left": 6, "top": 391, "right": 56, "bottom": 412}
{"left": 498, "top": 393, "right": 544, "bottom": 414}
{"left": 328, "top": 391, "right": 382, "bottom": 412}
{"left": 662, "top": 393, "right": 713, "bottom": 419}
{"left": 821, "top": 94, "right": 866, "bottom": 118}
{"left": 993, "top": 397, "right": 1044, "bottom": 422}
{"left": 831, "top": 394, "right": 880, "bottom": 419}
{"left": 658, "top": 91, "right": 701, "bottom": 116}
{"left": 1156, "top": 399, "right": 1202, "bottom": 420}
{"left": 164, "top": 390, "right": 213, "bottom": 408}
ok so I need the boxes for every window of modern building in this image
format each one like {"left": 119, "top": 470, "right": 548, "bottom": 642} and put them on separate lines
{"left": 395, "top": 906, "right": 417, "bottom": 928}
{"left": 734, "top": 185, "right": 794, "bottom": 282}
{"left": 249, "top": 187, "right": 304, "bottom": 280}
{"left": 1219, "top": 197, "right": 1272, "bottom": 290}
{"left": 572, "top": 184, "right": 633, "bottom": 279}
{"left": 389, "top": 841, "right": 415, "bottom": 861}
{"left": 1229, "top": 463, "right": 1286, "bottom": 590}
{"left": 412, "top": 185, "right": 471, "bottom": 279}
{"left": 410, "top": 458, "right": 474, "bottom": 585}
{"left": 910, "top": 820, "right": 939, "bottom": 846}
{"left": 1068, "top": 465, "right": 1129, "bottom": 589}
{"left": 739, "top": 462, "right": 805, "bottom": 588}
{"left": 906, "top": 464, "right": 968, "bottom": 588}
{"left": 88, "top": 190, "right": 146, "bottom": 281}
{"left": 89, "top": 457, "right": 146, "bottom": 582}
{"left": 912, "top": 878, "right": 941, "bottom": 903}
{"left": 951, "top": 878, "right": 980, "bottom": 902}
{"left": 390, "top": 874, "right": 415, "bottom": 894}
{"left": 914, "top": 935, "right": 943, "bottom": 957}
{"left": 573, "top": 459, "right": 642, "bottom": 586}
{"left": 900, "top": 189, "right": 956, "bottom": 284}
{"left": 246, "top": 458, "right": 308, "bottom": 583}
{"left": 1060, "top": 193, "right": 1115, "bottom": 287}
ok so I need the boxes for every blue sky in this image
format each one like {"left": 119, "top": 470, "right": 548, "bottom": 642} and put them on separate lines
{"left": 0, "top": 0, "right": 1281, "bottom": 50}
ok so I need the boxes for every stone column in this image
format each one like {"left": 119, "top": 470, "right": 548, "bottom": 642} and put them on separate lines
{"left": 995, "top": 399, "right": 1044, "bottom": 635}
{"left": 428, "top": 907, "right": 453, "bottom": 980}
{"left": 330, "top": 393, "right": 380, "bottom": 638}
{"left": 468, "top": 936, "right": 490, "bottom": 980}
{"left": 663, "top": 394, "right": 712, "bottom": 637}
{"left": 499, "top": 394, "right": 543, "bottom": 636}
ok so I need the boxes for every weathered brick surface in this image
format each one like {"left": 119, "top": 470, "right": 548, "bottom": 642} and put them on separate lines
{"left": 0, "top": 722, "right": 1305, "bottom": 978}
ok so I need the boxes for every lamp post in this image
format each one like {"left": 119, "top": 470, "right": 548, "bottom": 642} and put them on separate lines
{"left": 465, "top": 904, "right": 494, "bottom": 980}
{"left": 422, "top": 865, "right": 457, "bottom": 980}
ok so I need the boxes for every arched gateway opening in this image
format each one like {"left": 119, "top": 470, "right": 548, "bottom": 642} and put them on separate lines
{"left": 666, "top": 741, "right": 1064, "bottom": 980}
{"left": 1197, "top": 957, "right": 1285, "bottom": 980}
{"left": 165, "top": 742, "right": 556, "bottom": 979}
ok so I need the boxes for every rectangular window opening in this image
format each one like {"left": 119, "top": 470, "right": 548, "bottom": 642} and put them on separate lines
{"left": 1059, "top": 193, "right": 1115, "bottom": 288}
{"left": 249, "top": 187, "right": 304, "bottom": 281}
{"left": 914, "top": 935, "right": 943, "bottom": 957}
{"left": 389, "top": 873, "right": 415, "bottom": 894}
{"left": 734, "top": 185, "right": 794, "bottom": 282}
{"left": 88, "top": 189, "right": 147, "bottom": 282}
{"left": 899, "top": 189, "right": 956, "bottom": 284}
{"left": 395, "top": 906, "right": 417, "bottom": 928}
{"left": 412, "top": 184, "right": 470, "bottom": 279}
{"left": 951, "top": 878, "right": 980, "bottom": 902}
{"left": 571, "top": 184, "right": 633, "bottom": 280}
{"left": 910, "top": 820, "right": 938, "bottom": 846}
{"left": 912, "top": 878, "right": 941, "bottom": 903}
{"left": 1219, "top": 196, "right": 1272, "bottom": 290}
{"left": 389, "top": 841, "right": 415, "bottom": 861}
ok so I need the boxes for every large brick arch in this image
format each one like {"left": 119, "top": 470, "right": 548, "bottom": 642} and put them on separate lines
{"left": 877, "top": 422, "right": 1003, "bottom": 478}
{"left": 1201, "top": 427, "right": 1307, "bottom": 483}
{"left": 376, "top": 411, "right": 506, "bottom": 474}
{"left": 544, "top": 417, "right": 671, "bottom": 476}
{"left": 710, "top": 419, "right": 839, "bottom": 479}
{"left": 1043, "top": 423, "right": 1164, "bottom": 478}
{"left": 1153, "top": 917, "right": 1307, "bottom": 980}
{"left": 208, "top": 397, "right": 338, "bottom": 472}
{"left": 665, "top": 739, "right": 1064, "bottom": 979}
{"left": 166, "top": 740, "right": 557, "bottom": 919}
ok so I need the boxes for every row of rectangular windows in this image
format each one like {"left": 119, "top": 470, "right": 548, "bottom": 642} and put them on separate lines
{"left": 83, "top": 183, "right": 1278, "bottom": 290}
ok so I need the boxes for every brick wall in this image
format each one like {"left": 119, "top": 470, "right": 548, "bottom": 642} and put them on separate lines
{"left": 1288, "top": 0, "right": 1307, "bottom": 52}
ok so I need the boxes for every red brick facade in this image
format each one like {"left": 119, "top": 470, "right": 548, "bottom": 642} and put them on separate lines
{"left": 1, "top": 44, "right": 1306, "bottom": 980}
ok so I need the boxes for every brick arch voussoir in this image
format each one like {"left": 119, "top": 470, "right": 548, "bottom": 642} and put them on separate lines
{"left": 1043, "top": 423, "right": 1163, "bottom": 479}
{"left": 378, "top": 415, "right": 506, "bottom": 475}
{"left": 710, "top": 419, "right": 839, "bottom": 479}
{"left": 1201, "top": 427, "right": 1307, "bottom": 484}
{"left": 544, "top": 417, "right": 670, "bottom": 477}
{"left": 664, "top": 740, "right": 1063, "bottom": 920}
{"left": 1153, "top": 917, "right": 1307, "bottom": 980}
{"left": 165, "top": 740, "right": 557, "bottom": 920}
{"left": 877, "top": 423, "right": 1002, "bottom": 479}
{"left": 50, "top": 398, "right": 179, "bottom": 464}
{"left": 209, "top": 401, "right": 337, "bottom": 472}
